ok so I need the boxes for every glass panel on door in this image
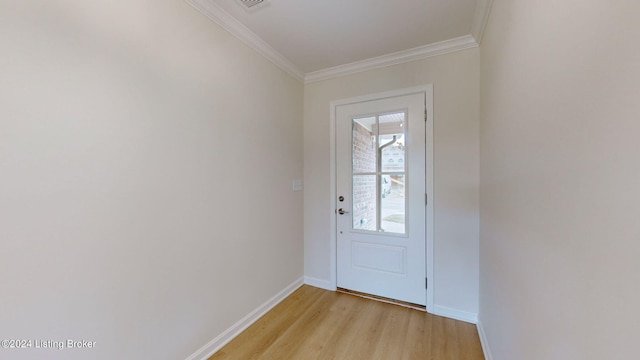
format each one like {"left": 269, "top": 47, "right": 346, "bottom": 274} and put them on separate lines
{"left": 351, "top": 111, "right": 407, "bottom": 235}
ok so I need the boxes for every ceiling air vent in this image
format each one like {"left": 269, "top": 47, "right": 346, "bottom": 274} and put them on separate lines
{"left": 236, "top": 0, "right": 270, "bottom": 12}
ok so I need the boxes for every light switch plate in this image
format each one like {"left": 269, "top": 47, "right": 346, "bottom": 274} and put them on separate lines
{"left": 292, "top": 179, "right": 303, "bottom": 192}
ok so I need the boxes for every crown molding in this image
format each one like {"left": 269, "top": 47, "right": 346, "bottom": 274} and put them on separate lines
{"left": 471, "top": 0, "right": 494, "bottom": 44}
{"left": 185, "top": 0, "right": 305, "bottom": 82}
{"left": 304, "top": 35, "right": 479, "bottom": 84}
{"left": 187, "top": 0, "right": 486, "bottom": 85}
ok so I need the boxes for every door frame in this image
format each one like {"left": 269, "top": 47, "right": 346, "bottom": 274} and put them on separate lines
{"left": 329, "top": 85, "right": 434, "bottom": 313}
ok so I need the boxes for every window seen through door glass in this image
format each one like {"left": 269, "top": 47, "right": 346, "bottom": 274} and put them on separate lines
{"left": 351, "top": 111, "right": 407, "bottom": 235}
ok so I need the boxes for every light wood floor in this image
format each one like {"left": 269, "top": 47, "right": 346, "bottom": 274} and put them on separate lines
{"left": 209, "top": 285, "right": 485, "bottom": 360}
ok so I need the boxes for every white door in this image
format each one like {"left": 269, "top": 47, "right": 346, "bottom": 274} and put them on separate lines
{"left": 336, "top": 92, "right": 426, "bottom": 306}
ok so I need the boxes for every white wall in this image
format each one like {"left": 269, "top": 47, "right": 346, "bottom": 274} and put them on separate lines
{"left": 0, "top": 1, "right": 303, "bottom": 359}
{"left": 479, "top": 1, "right": 640, "bottom": 359}
{"left": 304, "top": 48, "right": 480, "bottom": 316}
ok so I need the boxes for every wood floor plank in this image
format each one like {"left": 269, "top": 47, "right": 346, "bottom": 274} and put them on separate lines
{"left": 209, "top": 286, "right": 325, "bottom": 360}
{"left": 340, "top": 299, "right": 386, "bottom": 359}
{"left": 257, "top": 291, "right": 339, "bottom": 360}
{"left": 401, "top": 308, "right": 432, "bottom": 360}
{"left": 290, "top": 292, "right": 358, "bottom": 359}
{"left": 311, "top": 293, "right": 368, "bottom": 360}
{"left": 371, "top": 303, "right": 411, "bottom": 359}
{"left": 208, "top": 285, "right": 484, "bottom": 360}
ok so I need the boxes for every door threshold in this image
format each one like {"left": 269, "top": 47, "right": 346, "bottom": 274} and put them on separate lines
{"left": 337, "top": 288, "right": 426, "bottom": 312}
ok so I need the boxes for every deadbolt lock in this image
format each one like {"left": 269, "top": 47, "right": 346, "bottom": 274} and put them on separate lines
{"left": 338, "top": 195, "right": 344, "bottom": 202}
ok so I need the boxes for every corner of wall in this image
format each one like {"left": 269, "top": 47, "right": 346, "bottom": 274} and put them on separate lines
{"left": 185, "top": 277, "right": 304, "bottom": 360}
{"left": 433, "top": 305, "right": 478, "bottom": 324}
{"left": 471, "top": 0, "right": 494, "bottom": 44}
{"left": 476, "top": 318, "right": 494, "bottom": 360}
{"left": 303, "top": 276, "right": 335, "bottom": 291}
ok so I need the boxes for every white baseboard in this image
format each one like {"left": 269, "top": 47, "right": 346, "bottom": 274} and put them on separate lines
{"left": 303, "top": 276, "right": 335, "bottom": 291}
{"left": 433, "top": 305, "right": 478, "bottom": 324}
{"left": 185, "top": 277, "right": 304, "bottom": 360}
{"left": 476, "top": 319, "right": 494, "bottom": 360}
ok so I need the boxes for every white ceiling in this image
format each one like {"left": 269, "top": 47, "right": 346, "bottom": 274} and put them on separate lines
{"left": 187, "top": 0, "right": 492, "bottom": 82}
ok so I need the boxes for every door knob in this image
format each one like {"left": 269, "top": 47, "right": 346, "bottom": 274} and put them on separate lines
{"left": 337, "top": 208, "right": 349, "bottom": 215}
